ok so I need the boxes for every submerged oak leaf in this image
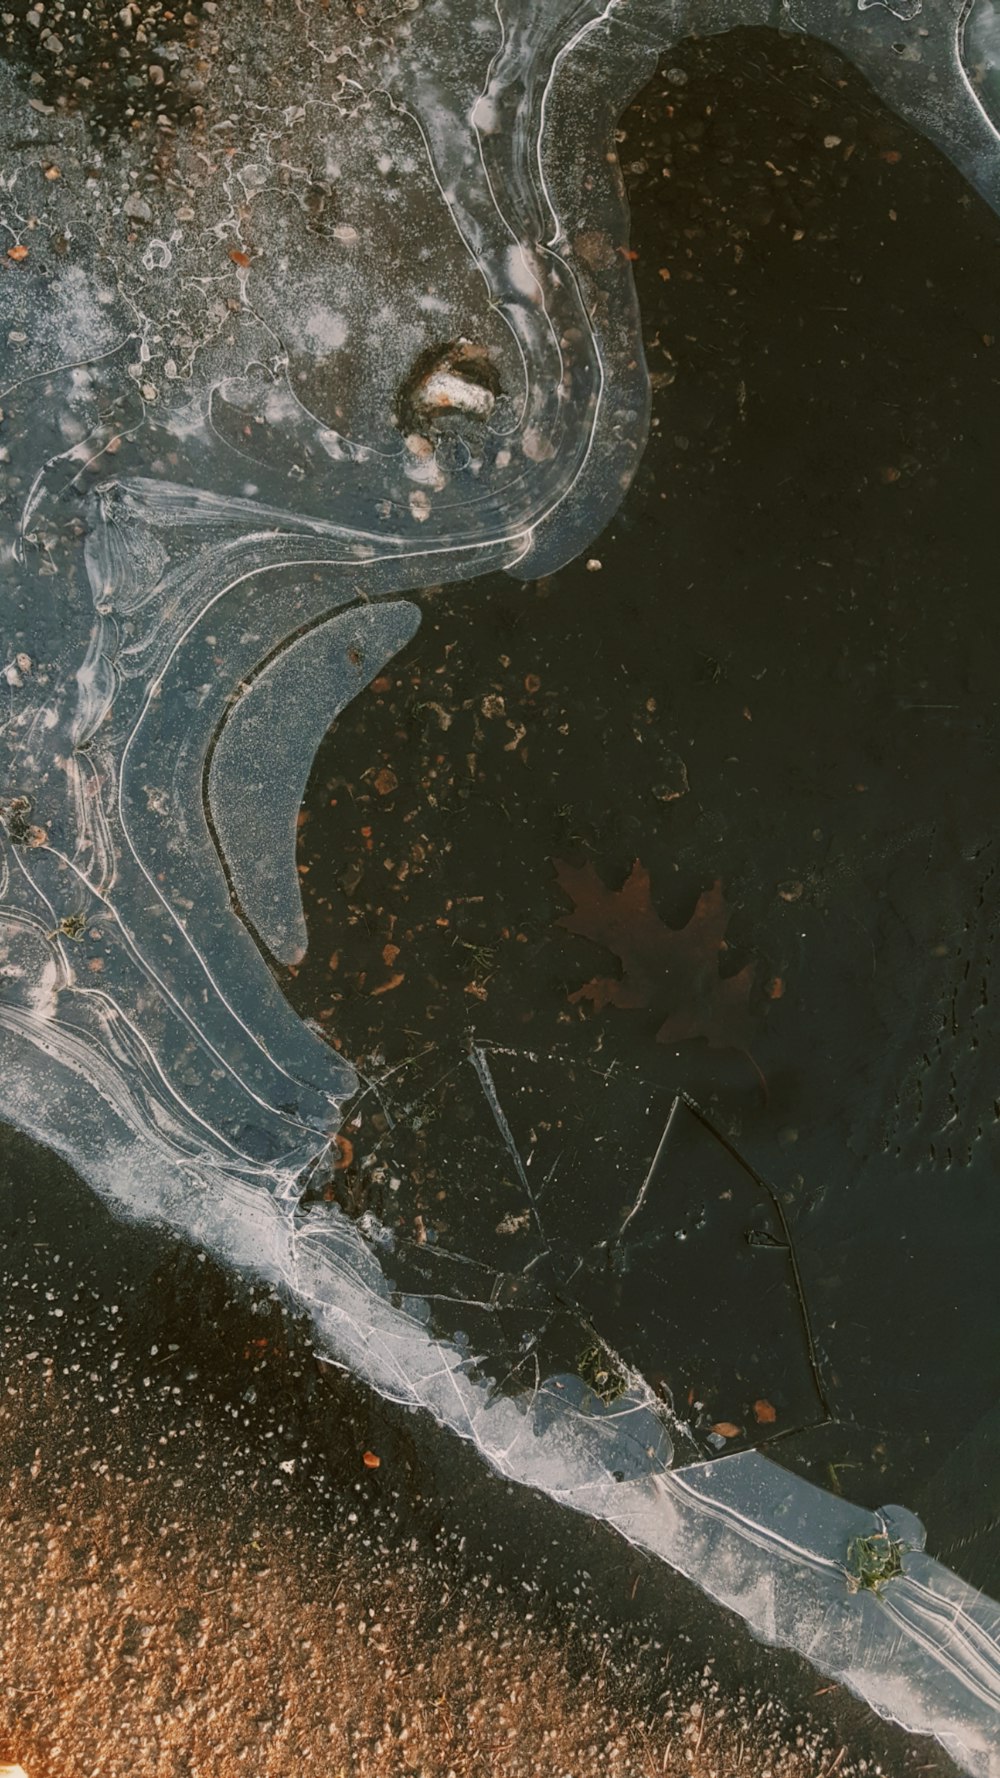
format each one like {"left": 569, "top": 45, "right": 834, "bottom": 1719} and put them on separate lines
{"left": 554, "top": 859, "right": 758, "bottom": 1061}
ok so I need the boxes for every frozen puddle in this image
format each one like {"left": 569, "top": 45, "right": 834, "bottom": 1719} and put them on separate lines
{"left": 1, "top": 1, "right": 999, "bottom": 1771}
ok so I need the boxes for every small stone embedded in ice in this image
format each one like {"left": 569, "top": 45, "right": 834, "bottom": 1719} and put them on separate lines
{"left": 419, "top": 369, "right": 495, "bottom": 419}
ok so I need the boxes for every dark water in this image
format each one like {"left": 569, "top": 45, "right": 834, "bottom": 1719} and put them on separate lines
{"left": 287, "top": 27, "right": 1000, "bottom": 1594}
{"left": 2, "top": 21, "right": 999, "bottom": 1772}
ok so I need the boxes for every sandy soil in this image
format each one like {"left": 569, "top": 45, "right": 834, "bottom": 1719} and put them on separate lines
{"left": 0, "top": 1324, "right": 904, "bottom": 1778}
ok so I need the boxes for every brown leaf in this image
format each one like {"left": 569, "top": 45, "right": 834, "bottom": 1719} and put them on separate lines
{"left": 711, "top": 1422, "right": 742, "bottom": 1439}
{"left": 754, "top": 1398, "right": 778, "bottom": 1425}
{"left": 373, "top": 767, "right": 398, "bottom": 796}
{"left": 370, "top": 970, "right": 405, "bottom": 997}
{"left": 228, "top": 247, "right": 251, "bottom": 267}
{"left": 362, "top": 1450, "right": 381, "bottom": 1469}
{"left": 554, "top": 859, "right": 758, "bottom": 1060}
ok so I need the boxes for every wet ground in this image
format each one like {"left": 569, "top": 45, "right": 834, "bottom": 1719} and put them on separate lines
{"left": 0, "top": 1119, "right": 962, "bottom": 1777}
{"left": 2, "top": 22, "right": 999, "bottom": 1774}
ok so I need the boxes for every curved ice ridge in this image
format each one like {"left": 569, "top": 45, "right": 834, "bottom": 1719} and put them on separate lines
{"left": 2, "top": 1, "right": 1000, "bottom": 1772}
{"left": 207, "top": 601, "right": 422, "bottom": 965}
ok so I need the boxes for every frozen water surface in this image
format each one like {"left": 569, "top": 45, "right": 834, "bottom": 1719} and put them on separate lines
{"left": 207, "top": 599, "right": 422, "bottom": 964}
{"left": 1, "top": 1, "right": 999, "bottom": 1771}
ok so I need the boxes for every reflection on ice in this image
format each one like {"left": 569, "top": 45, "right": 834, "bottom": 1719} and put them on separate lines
{"left": 2, "top": 2, "right": 1000, "bottom": 1772}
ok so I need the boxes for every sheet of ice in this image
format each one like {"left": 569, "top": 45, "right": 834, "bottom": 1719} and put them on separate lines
{"left": 207, "top": 601, "right": 421, "bottom": 964}
{"left": 2, "top": 2, "right": 1000, "bottom": 1771}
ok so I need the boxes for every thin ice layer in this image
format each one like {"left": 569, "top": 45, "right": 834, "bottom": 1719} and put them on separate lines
{"left": 208, "top": 602, "right": 420, "bottom": 964}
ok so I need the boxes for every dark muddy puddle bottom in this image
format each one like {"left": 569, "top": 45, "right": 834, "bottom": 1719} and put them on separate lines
{"left": 285, "top": 26, "right": 1000, "bottom": 1600}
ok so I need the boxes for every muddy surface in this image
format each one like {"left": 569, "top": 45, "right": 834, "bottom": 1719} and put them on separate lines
{"left": 0, "top": 1120, "right": 961, "bottom": 1777}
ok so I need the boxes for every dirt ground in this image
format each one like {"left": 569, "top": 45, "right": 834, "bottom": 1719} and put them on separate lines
{"left": 0, "top": 1334, "right": 898, "bottom": 1778}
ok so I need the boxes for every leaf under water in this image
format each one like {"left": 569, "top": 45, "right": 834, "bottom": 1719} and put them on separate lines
{"left": 553, "top": 858, "right": 760, "bottom": 1069}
